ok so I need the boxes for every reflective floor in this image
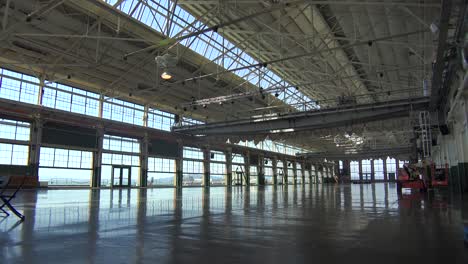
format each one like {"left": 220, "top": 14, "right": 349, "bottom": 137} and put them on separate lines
{"left": 1, "top": 184, "right": 467, "bottom": 264}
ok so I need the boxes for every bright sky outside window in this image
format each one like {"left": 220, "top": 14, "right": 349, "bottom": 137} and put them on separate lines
{"left": 101, "top": 0, "right": 313, "bottom": 110}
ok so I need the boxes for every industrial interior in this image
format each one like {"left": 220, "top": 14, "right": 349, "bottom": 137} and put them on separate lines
{"left": 0, "top": 0, "right": 468, "bottom": 263}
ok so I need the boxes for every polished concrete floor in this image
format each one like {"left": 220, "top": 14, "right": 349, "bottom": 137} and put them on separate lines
{"left": 1, "top": 184, "right": 467, "bottom": 264}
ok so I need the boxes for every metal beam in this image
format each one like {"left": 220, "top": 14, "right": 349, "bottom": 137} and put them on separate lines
{"left": 173, "top": 96, "right": 430, "bottom": 135}
{"left": 429, "top": 0, "right": 452, "bottom": 110}
{"left": 178, "top": 0, "right": 441, "bottom": 8}
{"left": 297, "top": 147, "right": 413, "bottom": 160}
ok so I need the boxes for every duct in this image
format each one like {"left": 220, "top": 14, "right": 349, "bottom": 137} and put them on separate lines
{"left": 297, "top": 147, "right": 413, "bottom": 161}
{"left": 173, "top": 96, "right": 430, "bottom": 136}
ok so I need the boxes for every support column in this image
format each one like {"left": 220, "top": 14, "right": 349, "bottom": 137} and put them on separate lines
{"left": 244, "top": 151, "right": 251, "bottom": 186}
{"left": 383, "top": 158, "right": 388, "bottom": 181}
{"left": 292, "top": 162, "right": 298, "bottom": 185}
{"left": 92, "top": 126, "right": 104, "bottom": 188}
{"left": 322, "top": 165, "right": 327, "bottom": 182}
{"left": 258, "top": 154, "right": 265, "bottom": 186}
{"left": 37, "top": 76, "right": 45, "bottom": 105}
{"left": 301, "top": 162, "right": 306, "bottom": 184}
{"left": 315, "top": 164, "right": 319, "bottom": 183}
{"left": 174, "top": 140, "right": 183, "bottom": 188}
{"left": 283, "top": 159, "right": 289, "bottom": 185}
{"left": 308, "top": 164, "right": 313, "bottom": 184}
{"left": 225, "top": 148, "right": 232, "bottom": 186}
{"left": 343, "top": 160, "right": 351, "bottom": 182}
{"left": 395, "top": 158, "right": 399, "bottom": 179}
{"left": 272, "top": 156, "right": 278, "bottom": 185}
{"left": 139, "top": 133, "right": 149, "bottom": 187}
{"left": 28, "top": 116, "right": 43, "bottom": 186}
{"left": 203, "top": 147, "right": 211, "bottom": 187}
{"left": 359, "top": 160, "right": 363, "bottom": 181}
{"left": 371, "top": 159, "right": 375, "bottom": 182}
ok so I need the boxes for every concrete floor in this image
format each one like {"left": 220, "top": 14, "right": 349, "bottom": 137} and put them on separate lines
{"left": 1, "top": 184, "right": 467, "bottom": 264}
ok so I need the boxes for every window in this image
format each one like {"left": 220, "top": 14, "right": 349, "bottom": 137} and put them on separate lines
{"left": 399, "top": 160, "right": 409, "bottom": 168}
{"left": 350, "top": 161, "right": 360, "bottom": 180}
{"left": 386, "top": 157, "right": 396, "bottom": 174}
{"left": 148, "top": 157, "right": 175, "bottom": 186}
{"left": 42, "top": 82, "right": 99, "bottom": 116}
{"left": 210, "top": 162, "right": 225, "bottom": 185}
{"left": 210, "top": 151, "right": 225, "bottom": 162}
{"left": 0, "top": 119, "right": 30, "bottom": 141}
{"left": 277, "top": 161, "right": 284, "bottom": 184}
{"left": 183, "top": 160, "right": 204, "bottom": 186}
{"left": 296, "top": 163, "right": 303, "bottom": 184}
{"left": 101, "top": 0, "right": 314, "bottom": 110}
{"left": 103, "top": 135, "right": 140, "bottom": 153}
{"left": 147, "top": 108, "right": 175, "bottom": 131}
{"left": 374, "top": 159, "right": 384, "bottom": 180}
{"left": 232, "top": 164, "right": 245, "bottom": 185}
{"left": 101, "top": 134, "right": 140, "bottom": 187}
{"left": 0, "top": 143, "right": 28, "bottom": 165}
{"left": 39, "top": 147, "right": 93, "bottom": 186}
{"left": 40, "top": 147, "right": 92, "bottom": 169}
{"left": 232, "top": 153, "right": 244, "bottom": 164}
{"left": 183, "top": 147, "right": 203, "bottom": 160}
{"left": 0, "top": 68, "right": 39, "bottom": 104}
{"left": 304, "top": 170, "right": 310, "bottom": 184}
{"left": 250, "top": 166, "right": 258, "bottom": 185}
{"left": 102, "top": 97, "right": 144, "bottom": 126}
{"left": 287, "top": 162, "right": 294, "bottom": 184}
{"left": 362, "top": 159, "right": 372, "bottom": 180}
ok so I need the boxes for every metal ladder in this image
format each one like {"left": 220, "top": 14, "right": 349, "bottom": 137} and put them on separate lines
{"left": 419, "top": 111, "right": 432, "bottom": 158}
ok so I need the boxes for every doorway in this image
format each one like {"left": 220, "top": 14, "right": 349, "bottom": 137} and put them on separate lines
{"left": 111, "top": 165, "right": 132, "bottom": 187}
{"left": 363, "top": 173, "right": 371, "bottom": 182}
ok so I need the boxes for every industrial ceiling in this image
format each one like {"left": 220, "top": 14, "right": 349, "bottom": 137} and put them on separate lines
{"left": 0, "top": 0, "right": 463, "bottom": 159}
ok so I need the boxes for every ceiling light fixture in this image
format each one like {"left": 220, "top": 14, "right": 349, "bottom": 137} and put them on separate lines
{"left": 160, "top": 70, "right": 173, "bottom": 80}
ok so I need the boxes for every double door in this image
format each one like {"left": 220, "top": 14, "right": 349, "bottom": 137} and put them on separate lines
{"left": 111, "top": 165, "right": 132, "bottom": 187}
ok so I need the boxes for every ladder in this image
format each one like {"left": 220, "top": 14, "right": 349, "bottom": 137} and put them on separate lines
{"left": 419, "top": 111, "right": 432, "bottom": 158}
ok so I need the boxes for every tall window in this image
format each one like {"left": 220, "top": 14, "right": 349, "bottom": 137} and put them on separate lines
{"left": 374, "top": 159, "right": 384, "bottom": 180}
{"left": 210, "top": 162, "right": 226, "bottom": 185}
{"left": 101, "top": 134, "right": 140, "bottom": 186}
{"left": 231, "top": 153, "right": 245, "bottom": 185}
{"left": 277, "top": 161, "right": 284, "bottom": 184}
{"left": 287, "top": 162, "right": 294, "bottom": 184}
{"left": 296, "top": 163, "right": 302, "bottom": 184}
{"left": 250, "top": 166, "right": 258, "bottom": 185}
{"left": 361, "top": 159, "right": 372, "bottom": 180}
{"left": 350, "top": 161, "right": 360, "bottom": 180}
{"left": 183, "top": 147, "right": 204, "bottom": 186}
{"left": 210, "top": 150, "right": 226, "bottom": 185}
{"left": 386, "top": 157, "right": 396, "bottom": 179}
{"left": 310, "top": 164, "right": 316, "bottom": 183}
